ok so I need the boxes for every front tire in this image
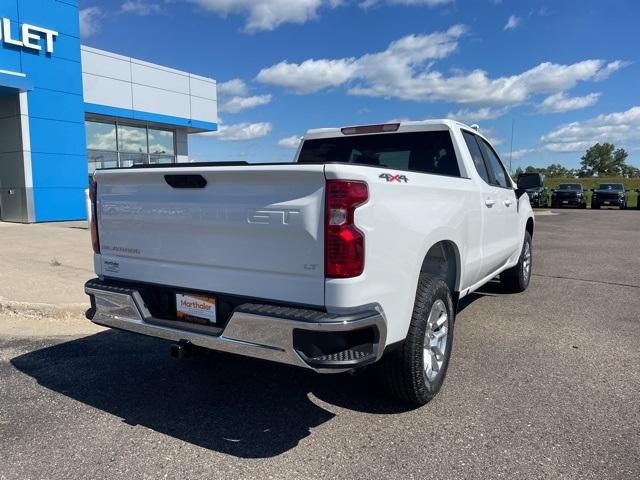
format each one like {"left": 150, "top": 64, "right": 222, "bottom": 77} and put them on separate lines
{"left": 378, "top": 274, "right": 454, "bottom": 406}
{"left": 501, "top": 231, "right": 532, "bottom": 293}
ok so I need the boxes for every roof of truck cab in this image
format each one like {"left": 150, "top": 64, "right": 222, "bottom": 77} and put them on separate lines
{"left": 303, "top": 119, "right": 490, "bottom": 142}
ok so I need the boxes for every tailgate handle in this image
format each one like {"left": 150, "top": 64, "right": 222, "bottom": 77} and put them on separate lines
{"left": 164, "top": 174, "right": 207, "bottom": 189}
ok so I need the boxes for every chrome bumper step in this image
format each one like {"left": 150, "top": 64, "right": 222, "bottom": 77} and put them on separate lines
{"left": 85, "top": 279, "right": 386, "bottom": 373}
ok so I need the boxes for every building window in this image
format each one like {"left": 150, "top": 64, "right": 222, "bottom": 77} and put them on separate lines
{"left": 86, "top": 120, "right": 176, "bottom": 175}
{"left": 148, "top": 128, "right": 175, "bottom": 164}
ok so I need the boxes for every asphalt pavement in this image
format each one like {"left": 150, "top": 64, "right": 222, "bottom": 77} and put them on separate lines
{"left": 1, "top": 209, "right": 639, "bottom": 480}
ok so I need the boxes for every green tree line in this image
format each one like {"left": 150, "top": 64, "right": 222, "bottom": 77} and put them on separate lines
{"left": 514, "top": 143, "right": 640, "bottom": 179}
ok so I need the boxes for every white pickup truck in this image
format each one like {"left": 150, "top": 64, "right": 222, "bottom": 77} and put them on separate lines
{"left": 86, "top": 120, "right": 534, "bottom": 405}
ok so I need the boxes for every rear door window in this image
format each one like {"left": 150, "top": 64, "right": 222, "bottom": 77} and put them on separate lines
{"left": 462, "top": 131, "right": 491, "bottom": 184}
{"left": 478, "top": 138, "right": 511, "bottom": 189}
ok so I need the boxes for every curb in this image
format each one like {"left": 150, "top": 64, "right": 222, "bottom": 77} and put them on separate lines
{"left": 0, "top": 298, "right": 88, "bottom": 320}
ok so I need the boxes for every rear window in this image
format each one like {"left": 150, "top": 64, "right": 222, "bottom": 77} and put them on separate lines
{"left": 298, "top": 131, "right": 461, "bottom": 177}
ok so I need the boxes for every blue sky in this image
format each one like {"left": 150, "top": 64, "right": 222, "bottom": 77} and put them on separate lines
{"left": 79, "top": 0, "right": 640, "bottom": 170}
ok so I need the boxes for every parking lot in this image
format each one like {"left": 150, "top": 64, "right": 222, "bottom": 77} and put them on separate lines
{"left": 1, "top": 209, "right": 639, "bottom": 480}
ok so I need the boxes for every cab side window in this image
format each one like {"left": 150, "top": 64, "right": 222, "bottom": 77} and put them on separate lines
{"left": 479, "top": 138, "right": 510, "bottom": 188}
{"left": 462, "top": 131, "right": 490, "bottom": 184}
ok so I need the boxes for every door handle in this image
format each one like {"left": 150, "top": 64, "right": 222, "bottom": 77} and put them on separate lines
{"left": 504, "top": 199, "right": 512, "bottom": 207}
{"left": 485, "top": 198, "right": 496, "bottom": 207}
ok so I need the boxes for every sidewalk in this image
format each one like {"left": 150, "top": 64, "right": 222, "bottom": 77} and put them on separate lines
{"left": 0, "top": 221, "right": 94, "bottom": 318}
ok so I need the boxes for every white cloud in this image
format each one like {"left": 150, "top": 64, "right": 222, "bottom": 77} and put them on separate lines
{"left": 79, "top": 7, "right": 103, "bottom": 38}
{"left": 504, "top": 15, "right": 520, "bottom": 30}
{"left": 538, "top": 92, "right": 600, "bottom": 113}
{"left": 220, "top": 94, "right": 273, "bottom": 114}
{"left": 257, "top": 58, "right": 358, "bottom": 94}
{"left": 120, "top": 1, "right": 163, "bottom": 15}
{"left": 478, "top": 127, "right": 504, "bottom": 147}
{"left": 217, "top": 79, "right": 249, "bottom": 97}
{"left": 258, "top": 25, "right": 625, "bottom": 110}
{"left": 506, "top": 148, "right": 536, "bottom": 160}
{"left": 278, "top": 135, "right": 303, "bottom": 149}
{"left": 216, "top": 78, "right": 273, "bottom": 114}
{"left": 593, "top": 60, "right": 629, "bottom": 81}
{"left": 189, "top": 0, "right": 344, "bottom": 32}
{"left": 258, "top": 25, "right": 466, "bottom": 94}
{"left": 541, "top": 106, "right": 640, "bottom": 153}
{"left": 202, "top": 122, "right": 273, "bottom": 141}
{"left": 447, "top": 106, "right": 509, "bottom": 123}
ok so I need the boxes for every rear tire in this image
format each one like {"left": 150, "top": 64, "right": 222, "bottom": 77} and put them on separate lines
{"left": 592, "top": 203, "right": 600, "bottom": 210}
{"left": 377, "top": 274, "right": 454, "bottom": 406}
{"left": 501, "top": 231, "right": 532, "bottom": 293}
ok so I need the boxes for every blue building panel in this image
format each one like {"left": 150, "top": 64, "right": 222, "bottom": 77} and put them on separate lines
{"left": 14, "top": 0, "right": 86, "bottom": 221}
{"left": 33, "top": 187, "right": 87, "bottom": 222}
{"left": 31, "top": 153, "right": 87, "bottom": 188}
{"left": 21, "top": 54, "right": 83, "bottom": 94}
{"left": 27, "top": 89, "right": 83, "bottom": 122}
{"left": 17, "top": 0, "right": 80, "bottom": 38}
{"left": 30, "top": 152, "right": 87, "bottom": 188}
{"left": 57, "top": 0, "right": 79, "bottom": 7}
{"left": 84, "top": 103, "right": 135, "bottom": 121}
{"left": 85, "top": 103, "right": 218, "bottom": 133}
{"left": 0, "top": 1, "right": 19, "bottom": 21}
{"left": 0, "top": 71, "right": 33, "bottom": 92}
{"left": 0, "top": 47, "right": 22, "bottom": 73}
{"left": 28, "top": 117, "right": 86, "bottom": 156}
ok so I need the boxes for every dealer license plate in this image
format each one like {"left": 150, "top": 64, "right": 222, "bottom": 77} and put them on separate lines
{"left": 176, "top": 293, "right": 217, "bottom": 325}
{"left": 604, "top": 201, "right": 610, "bottom": 205}
{"left": 563, "top": 200, "right": 569, "bottom": 204}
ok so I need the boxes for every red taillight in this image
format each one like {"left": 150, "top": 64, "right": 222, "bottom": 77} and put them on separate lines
{"left": 89, "top": 180, "right": 100, "bottom": 254}
{"left": 325, "top": 180, "right": 368, "bottom": 278}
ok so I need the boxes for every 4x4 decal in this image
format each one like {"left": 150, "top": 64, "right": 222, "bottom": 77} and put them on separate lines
{"left": 379, "top": 173, "right": 409, "bottom": 183}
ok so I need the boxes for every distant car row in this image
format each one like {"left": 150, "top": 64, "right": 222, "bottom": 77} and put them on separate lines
{"left": 516, "top": 173, "right": 639, "bottom": 210}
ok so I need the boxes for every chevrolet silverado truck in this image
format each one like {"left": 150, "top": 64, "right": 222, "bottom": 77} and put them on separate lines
{"left": 85, "top": 120, "right": 535, "bottom": 405}
{"left": 551, "top": 183, "right": 587, "bottom": 209}
{"left": 516, "top": 172, "right": 549, "bottom": 208}
{"left": 591, "top": 183, "right": 627, "bottom": 209}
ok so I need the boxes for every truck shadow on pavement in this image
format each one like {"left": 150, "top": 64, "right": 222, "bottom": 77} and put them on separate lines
{"left": 10, "top": 329, "right": 413, "bottom": 458}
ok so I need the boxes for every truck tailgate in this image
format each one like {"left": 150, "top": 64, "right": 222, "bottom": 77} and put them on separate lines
{"left": 94, "top": 165, "right": 326, "bottom": 306}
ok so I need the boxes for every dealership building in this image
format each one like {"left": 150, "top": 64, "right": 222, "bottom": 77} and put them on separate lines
{"left": 0, "top": 0, "right": 218, "bottom": 223}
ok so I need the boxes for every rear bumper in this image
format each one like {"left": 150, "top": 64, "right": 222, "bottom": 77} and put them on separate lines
{"left": 85, "top": 279, "right": 387, "bottom": 373}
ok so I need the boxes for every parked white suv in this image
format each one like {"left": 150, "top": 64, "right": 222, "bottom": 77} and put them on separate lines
{"left": 86, "top": 120, "right": 534, "bottom": 405}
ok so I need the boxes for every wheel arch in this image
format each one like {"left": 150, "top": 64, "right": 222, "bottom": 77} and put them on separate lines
{"left": 419, "top": 240, "right": 462, "bottom": 295}
{"left": 525, "top": 216, "right": 534, "bottom": 239}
